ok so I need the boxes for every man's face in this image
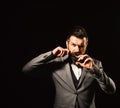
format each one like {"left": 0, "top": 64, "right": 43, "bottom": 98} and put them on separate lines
{"left": 66, "top": 36, "right": 88, "bottom": 58}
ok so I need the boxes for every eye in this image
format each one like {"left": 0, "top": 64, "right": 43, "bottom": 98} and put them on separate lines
{"left": 71, "top": 43, "right": 76, "bottom": 47}
{"left": 78, "top": 45, "right": 84, "bottom": 48}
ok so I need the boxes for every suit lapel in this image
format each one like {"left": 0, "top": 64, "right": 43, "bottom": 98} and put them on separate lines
{"left": 55, "top": 63, "right": 76, "bottom": 91}
{"left": 77, "top": 67, "right": 87, "bottom": 87}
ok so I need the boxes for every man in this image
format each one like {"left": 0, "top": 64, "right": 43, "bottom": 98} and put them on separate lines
{"left": 22, "top": 26, "right": 116, "bottom": 108}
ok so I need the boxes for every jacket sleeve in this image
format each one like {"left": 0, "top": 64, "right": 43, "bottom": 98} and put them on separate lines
{"left": 90, "top": 60, "right": 116, "bottom": 94}
{"left": 22, "top": 51, "right": 57, "bottom": 73}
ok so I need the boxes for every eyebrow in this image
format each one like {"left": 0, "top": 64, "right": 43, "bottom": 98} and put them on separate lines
{"left": 70, "top": 41, "right": 81, "bottom": 45}
{"left": 71, "top": 41, "right": 76, "bottom": 44}
{"left": 70, "top": 41, "right": 85, "bottom": 47}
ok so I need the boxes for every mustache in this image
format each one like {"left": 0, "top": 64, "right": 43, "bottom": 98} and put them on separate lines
{"left": 71, "top": 53, "right": 81, "bottom": 58}
{"left": 70, "top": 53, "right": 86, "bottom": 63}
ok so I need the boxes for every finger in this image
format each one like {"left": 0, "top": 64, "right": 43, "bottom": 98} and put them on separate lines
{"left": 58, "top": 48, "right": 67, "bottom": 57}
{"left": 60, "top": 50, "right": 65, "bottom": 57}
{"left": 59, "top": 48, "right": 69, "bottom": 57}
{"left": 75, "top": 61, "right": 84, "bottom": 67}
{"left": 82, "top": 54, "right": 89, "bottom": 60}
{"left": 64, "top": 49, "right": 69, "bottom": 55}
{"left": 84, "top": 58, "right": 94, "bottom": 69}
{"left": 77, "top": 54, "right": 89, "bottom": 61}
{"left": 56, "top": 47, "right": 62, "bottom": 57}
{"left": 84, "top": 58, "right": 92, "bottom": 64}
{"left": 57, "top": 49, "right": 63, "bottom": 57}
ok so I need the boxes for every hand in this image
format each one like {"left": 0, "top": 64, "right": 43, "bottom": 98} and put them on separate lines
{"left": 52, "top": 46, "right": 69, "bottom": 57}
{"left": 75, "top": 54, "right": 94, "bottom": 70}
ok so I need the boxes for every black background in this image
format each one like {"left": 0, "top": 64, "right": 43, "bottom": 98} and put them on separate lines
{"left": 6, "top": 0, "right": 120, "bottom": 108}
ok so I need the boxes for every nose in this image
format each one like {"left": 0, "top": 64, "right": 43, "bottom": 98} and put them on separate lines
{"left": 75, "top": 46, "right": 80, "bottom": 52}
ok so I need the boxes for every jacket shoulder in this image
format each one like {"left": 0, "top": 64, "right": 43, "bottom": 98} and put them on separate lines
{"left": 93, "top": 58, "right": 102, "bottom": 64}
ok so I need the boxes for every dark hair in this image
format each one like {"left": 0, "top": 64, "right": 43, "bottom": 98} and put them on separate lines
{"left": 66, "top": 25, "right": 88, "bottom": 41}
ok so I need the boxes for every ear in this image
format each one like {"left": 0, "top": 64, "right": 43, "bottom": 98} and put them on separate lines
{"left": 66, "top": 40, "right": 68, "bottom": 48}
{"left": 84, "top": 37, "right": 88, "bottom": 50}
{"left": 85, "top": 41, "right": 88, "bottom": 49}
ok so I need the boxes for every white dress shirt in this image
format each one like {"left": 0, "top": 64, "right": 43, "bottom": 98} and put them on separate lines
{"left": 71, "top": 64, "right": 82, "bottom": 80}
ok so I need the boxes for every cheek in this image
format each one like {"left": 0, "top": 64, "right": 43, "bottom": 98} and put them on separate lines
{"left": 81, "top": 48, "right": 86, "bottom": 53}
{"left": 68, "top": 46, "right": 74, "bottom": 52}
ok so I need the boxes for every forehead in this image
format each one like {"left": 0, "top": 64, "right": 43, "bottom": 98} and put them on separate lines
{"left": 69, "top": 36, "right": 87, "bottom": 44}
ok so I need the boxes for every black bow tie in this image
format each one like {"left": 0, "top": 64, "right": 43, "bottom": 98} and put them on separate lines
{"left": 69, "top": 59, "right": 82, "bottom": 68}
